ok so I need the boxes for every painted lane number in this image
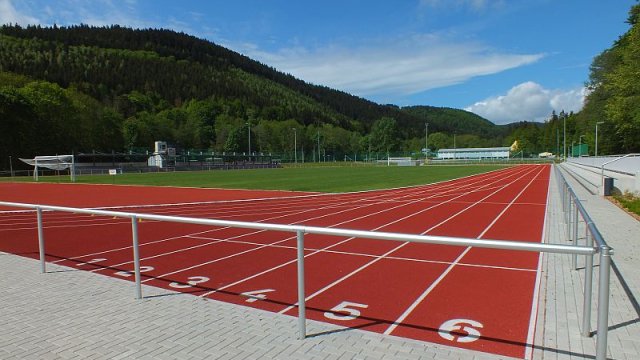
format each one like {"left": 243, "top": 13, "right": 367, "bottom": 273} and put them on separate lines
{"left": 438, "top": 318, "right": 483, "bottom": 343}
{"left": 114, "top": 266, "right": 154, "bottom": 277}
{"left": 324, "top": 301, "right": 369, "bottom": 321}
{"left": 169, "top": 276, "right": 210, "bottom": 289}
{"left": 241, "top": 289, "right": 275, "bottom": 303}
{"left": 76, "top": 258, "right": 107, "bottom": 266}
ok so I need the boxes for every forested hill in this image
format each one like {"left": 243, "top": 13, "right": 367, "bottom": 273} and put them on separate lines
{"left": 0, "top": 24, "right": 525, "bottom": 166}
{"left": 402, "top": 106, "right": 503, "bottom": 138}
{"left": 0, "top": 25, "right": 429, "bottom": 133}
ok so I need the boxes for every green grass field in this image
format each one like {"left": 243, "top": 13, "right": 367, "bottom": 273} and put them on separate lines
{"left": 8, "top": 164, "right": 509, "bottom": 192}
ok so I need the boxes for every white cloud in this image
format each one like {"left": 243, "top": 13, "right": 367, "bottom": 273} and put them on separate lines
{"left": 236, "top": 35, "right": 543, "bottom": 100}
{"left": 0, "top": 0, "right": 39, "bottom": 25}
{"left": 464, "top": 81, "right": 587, "bottom": 124}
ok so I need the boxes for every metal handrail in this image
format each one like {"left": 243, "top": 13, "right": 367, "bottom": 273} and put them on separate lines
{"left": 0, "top": 201, "right": 594, "bottom": 256}
{"left": 555, "top": 165, "right": 612, "bottom": 360}
{"left": 600, "top": 153, "right": 640, "bottom": 186}
{"left": 0, "top": 194, "right": 609, "bottom": 359}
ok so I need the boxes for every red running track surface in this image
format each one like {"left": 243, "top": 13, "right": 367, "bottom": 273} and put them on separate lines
{"left": 0, "top": 164, "right": 550, "bottom": 359}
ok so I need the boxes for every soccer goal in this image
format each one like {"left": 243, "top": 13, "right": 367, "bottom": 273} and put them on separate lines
{"left": 19, "top": 155, "right": 76, "bottom": 182}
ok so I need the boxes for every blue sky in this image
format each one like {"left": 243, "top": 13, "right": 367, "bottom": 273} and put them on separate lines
{"left": 1, "top": 0, "right": 636, "bottom": 124}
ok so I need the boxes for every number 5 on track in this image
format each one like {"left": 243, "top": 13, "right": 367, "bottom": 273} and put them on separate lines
{"left": 324, "top": 301, "right": 368, "bottom": 321}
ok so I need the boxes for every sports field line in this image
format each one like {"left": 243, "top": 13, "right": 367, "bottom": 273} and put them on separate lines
{"left": 191, "top": 167, "right": 532, "bottom": 299}
{"left": 185, "top": 235, "right": 538, "bottom": 273}
{"left": 56, "top": 166, "right": 518, "bottom": 270}
{"left": 383, "top": 165, "right": 545, "bottom": 335}
{"left": 47, "top": 173, "right": 477, "bottom": 265}
{"left": 523, "top": 167, "right": 552, "bottom": 359}
{"left": 68, "top": 164, "right": 510, "bottom": 212}
{"left": 144, "top": 168, "right": 519, "bottom": 288}
{"left": 6, "top": 166, "right": 494, "bottom": 232}
{"left": 277, "top": 165, "right": 540, "bottom": 315}
{"left": 0, "top": 165, "right": 513, "bottom": 229}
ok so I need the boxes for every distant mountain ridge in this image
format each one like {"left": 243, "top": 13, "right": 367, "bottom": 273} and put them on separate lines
{"left": 0, "top": 24, "right": 532, "bottom": 165}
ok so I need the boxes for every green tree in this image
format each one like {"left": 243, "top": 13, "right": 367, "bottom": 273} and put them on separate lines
{"left": 427, "top": 132, "right": 451, "bottom": 151}
{"left": 369, "top": 117, "right": 399, "bottom": 152}
{"left": 603, "top": 4, "right": 640, "bottom": 152}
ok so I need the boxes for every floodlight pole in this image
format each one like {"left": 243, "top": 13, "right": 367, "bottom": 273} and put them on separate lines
{"left": 563, "top": 116, "right": 566, "bottom": 160}
{"left": 9, "top": 156, "right": 13, "bottom": 177}
{"left": 579, "top": 135, "right": 585, "bottom": 157}
{"left": 595, "top": 122, "right": 604, "bottom": 157}
{"left": 453, "top": 133, "right": 456, "bottom": 160}
{"left": 293, "top": 128, "right": 297, "bottom": 164}
{"left": 246, "top": 122, "right": 251, "bottom": 156}
{"left": 425, "top": 122, "right": 429, "bottom": 159}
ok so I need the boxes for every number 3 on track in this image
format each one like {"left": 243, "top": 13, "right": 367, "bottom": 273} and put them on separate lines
{"left": 324, "top": 301, "right": 368, "bottom": 321}
{"left": 438, "top": 318, "right": 483, "bottom": 343}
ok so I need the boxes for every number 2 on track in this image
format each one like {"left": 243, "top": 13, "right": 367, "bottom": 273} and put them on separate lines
{"left": 324, "top": 301, "right": 369, "bottom": 321}
{"left": 114, "top": 266, "right": 154, "bottom": 277}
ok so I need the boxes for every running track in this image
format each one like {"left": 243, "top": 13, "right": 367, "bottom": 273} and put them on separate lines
{"left": 0, "top": 164, "right": 550, "bottom": 358}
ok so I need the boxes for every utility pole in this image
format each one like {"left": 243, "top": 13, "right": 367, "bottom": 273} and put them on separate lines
{"left": 563, "top": 116, "right": 566, "bottom": 160}
{"left": 556, "top": 128, "right": 559, "bottom": 160}
{"left": 246, "top": 121, "right": 251, "bottom": 155}
{"left": 453, "top": 133, "right": 456, "bottom": 160}
{"left": 425, "top": 122, "right": 429, "bottom": 159}
{"left": 293, "top": 128, "right": 297, "bottom": 164}
{"left": 317, "top": 129, "right": 320, "bottom": 163}
{"left": 571, "top": 141, "right": 575, "bottom": 158}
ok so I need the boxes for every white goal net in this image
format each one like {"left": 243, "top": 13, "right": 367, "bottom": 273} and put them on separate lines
{"left": 19, "top": 155, "right": 76, "bottom": 181}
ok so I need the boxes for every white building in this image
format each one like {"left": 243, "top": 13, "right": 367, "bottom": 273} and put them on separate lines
{"left": 436, "top": 147, "right": 510, "bottom": 160}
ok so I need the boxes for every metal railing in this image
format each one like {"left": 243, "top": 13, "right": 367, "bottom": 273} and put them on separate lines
{"left": 556, "top": 165, "right": 613, "bottom": 360}
{"left": 0, "top": 194, "right": 610, "bottom": 358}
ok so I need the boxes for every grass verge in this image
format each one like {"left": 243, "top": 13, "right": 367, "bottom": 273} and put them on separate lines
{"left": 612, "top": 191, "right": 640, "bottom": 218}
{"left": 4, "top": 164, "right": 509, "bottom": 193}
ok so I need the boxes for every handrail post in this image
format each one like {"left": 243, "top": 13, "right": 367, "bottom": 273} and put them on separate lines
{"left": 572, "top": 198, "right": 579, "bottom": 270}
{"left": 296, "top": 230, "right": 306, "bottom": 339}
{"left": 596, "top": 245, "right": 613, "bottom": 360}
{"left": 595, "top": 245, "right": 612, "bottom": 360}
{"left": 581, "top": 229, "right": 594, "bottom": 337}
{"left": 566, "top": 195, "right": 572, "bottom": 240}
{"left": 131, "top": 216, "right": 142, "bottom": 299}
{"left": 36, "top": 206, "right": 46, "bottom": 273}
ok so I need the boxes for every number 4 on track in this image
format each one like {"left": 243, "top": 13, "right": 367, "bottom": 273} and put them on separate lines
{"left": 240, "top": 289, "right": 275, "bottom": 303}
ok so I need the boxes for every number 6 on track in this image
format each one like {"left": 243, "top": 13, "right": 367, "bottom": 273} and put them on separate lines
{"left": 324, "top": 301, "right": 368, "bottom": 321}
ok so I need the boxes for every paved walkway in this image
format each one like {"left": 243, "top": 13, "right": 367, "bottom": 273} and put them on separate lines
{"left": 1, "top": 164, "right": 638, "bottom": 359}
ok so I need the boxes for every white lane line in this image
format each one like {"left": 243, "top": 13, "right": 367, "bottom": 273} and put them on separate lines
{"left": 155, "top": 171, "right": 504, "bottom": 290}
{"left": 195, "top": 167, "right": 529, "bottom": 298}
{"left": 1, "top": 164, "right": 512, "bottom": 232}
{"left": 74, "top": 165, "right": 490, "bottom": 271}
{"left": 383, "top": 165, "right": 545, "bottom": 335}
{"left": 50, "top": 173, "right": 458, "bottom": 265}
{"left": 185, "top": 235, "right": 537, "bottom": 273}
{"left": 41, "top": 161, "right": 481, "bottom": 232}
{"left": 524, "top": 166, "right": 551, "bottom": 360}
{"left": 275, "top": 166, "right": 539, "bottom": 315}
